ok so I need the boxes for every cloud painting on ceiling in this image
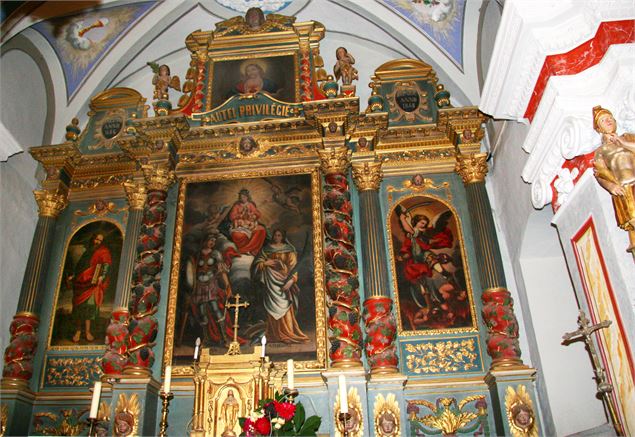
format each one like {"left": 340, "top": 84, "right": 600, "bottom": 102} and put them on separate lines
{"left": 32, "top": 2, "right": 156, "bottom": 102}
{"left": 214, "top": 0, "right": 292, "bottom": 13}
{"left": 381, "top": 0, "right": 465, "bottom": 70}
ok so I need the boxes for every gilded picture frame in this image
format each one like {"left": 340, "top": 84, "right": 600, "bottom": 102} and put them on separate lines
{"left": 47, "top": 217, "right": 124, "bottom": 350}
{"left": 164, "top": 167, "right": 326, "bottom": 375}
{"left": 387, "top": 193, "right": 477, "bottom": 335}
{"left": 207, "top": 51, "right": 300, "bottom": 110}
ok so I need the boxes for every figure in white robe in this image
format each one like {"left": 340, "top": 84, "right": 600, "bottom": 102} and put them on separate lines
{"left": 254, "top": 229, "right": 309, "bottom": 344}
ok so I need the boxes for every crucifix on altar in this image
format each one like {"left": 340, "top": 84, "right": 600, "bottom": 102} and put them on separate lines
{"left": 225, "top": 294, "right": 249, "bottom": 355}
{"left": 562, "top": 310, "right": 624, "bottom": 436}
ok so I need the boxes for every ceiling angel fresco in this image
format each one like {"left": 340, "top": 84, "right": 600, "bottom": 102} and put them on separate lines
{"left": 381, "top": 0, "right": 465, "bottom": 69}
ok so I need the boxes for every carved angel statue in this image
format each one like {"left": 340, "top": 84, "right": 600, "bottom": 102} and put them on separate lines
{"left": 333, "top": 47, "right": 358, "bottom": 86}
{"left": 592, "top": 105, "right": 635, "bottom": 257}
{"left": 148, "top": 62, "right": 181, "bottom": 100}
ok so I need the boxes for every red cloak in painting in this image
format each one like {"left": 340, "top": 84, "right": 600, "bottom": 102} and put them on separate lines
{"left": 72, "top": 244, "right": 112, "bottom": 308}
{"left": 400, "top": 227, "right": 453, "bottom": 283}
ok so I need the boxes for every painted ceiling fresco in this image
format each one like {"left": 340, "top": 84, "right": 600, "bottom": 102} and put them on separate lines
{"left": 31, "top": 2, "right": 156, "bottom": 102}
{"left": 381, "top": 0, "right": 465, "bottom": 69}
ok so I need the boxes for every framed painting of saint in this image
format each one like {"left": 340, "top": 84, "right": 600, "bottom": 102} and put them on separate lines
{"left": 210, "top": 53, "right": 298, "bottom": 108}
{"left": 165, "top": 168, "right": 326, "bottom": 370}
{"left": 49, "top": 220, "right": 123, "bottom": 347}
{"left": 388, "top": 194, "right": 477, "bottom": 334}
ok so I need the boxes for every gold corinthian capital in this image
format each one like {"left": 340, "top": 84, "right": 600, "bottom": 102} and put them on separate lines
{"left": 318, "top": 146, "right": 351, "bottom": 175}
{"left": 455, "top": 152, "right": 488, "bottom": 184}
{"left": 351, "top": 161, "right": 383, "bottom": 192}
{"left": 123, "top": 180, "right": 148, "bottom": 210}
{"left": 33, "top": 189, "right": 68, "bottom": 218}
{"left": 141, "top": 165, "right": 176, "bottom": 192}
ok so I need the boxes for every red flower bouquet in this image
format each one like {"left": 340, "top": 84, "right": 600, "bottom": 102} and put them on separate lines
{"left": 239, "top": 391, "right": 321, "bottom": 437}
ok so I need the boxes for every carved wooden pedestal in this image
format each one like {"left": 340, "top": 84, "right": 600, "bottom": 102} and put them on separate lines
{"left": 190, "top": 346, "right": 284, "bottom": 437}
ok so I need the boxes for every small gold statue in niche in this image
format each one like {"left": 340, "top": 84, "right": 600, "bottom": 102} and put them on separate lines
{"left": 333, "top": 47, "right": 358, "bottom": 86}
{"left": 148, "top": 63, "right": 181, "bottom": 100}
{"left": 221, "top": 389, "right": 240, "bottom": 437}
{"left": 592, "top": 106, "right": 635, "bottom": 259}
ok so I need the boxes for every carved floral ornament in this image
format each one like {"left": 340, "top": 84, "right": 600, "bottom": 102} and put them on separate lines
{"left": 351, "top": 160, "right": 383, "bottom": 191}
{"left": 318, "top": 146, "right": 351, "bottom": 175}
{"left": 455, "top": 152, "right": 488, "bottom": 184}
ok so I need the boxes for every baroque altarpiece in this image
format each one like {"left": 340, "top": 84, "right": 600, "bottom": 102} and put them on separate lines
{"left": 1, "top": 9, "right": 541, "bottom": 437}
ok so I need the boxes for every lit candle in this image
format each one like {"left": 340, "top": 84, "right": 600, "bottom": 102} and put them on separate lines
{"left": 261, "top": 336, "right": 267, "bottom": 358}
{"left": 338, "top": 374, "right": 348, "bottom": 414}
{"left": 287, "top": 359, "right": 294, "bottom": 389}
{"left": 194, "top": 337, "right": 201, "bottom": 361}
{"left": 89, "top": 381, "right": 102, "bottom": 419}
{"left": 162, "top": 365, "right": 172, "bottom": 394}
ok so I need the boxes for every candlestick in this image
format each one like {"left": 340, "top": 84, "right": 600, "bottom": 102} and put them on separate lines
{"left": 89, "top": 381, "right": 102, "bottom": 419}
{"left": 338, "top": 374, "right": 348, "bottom": 414}
{"left": 338, "top": 412, "right": 352, "bottom": 437}
{"left": 261, "top": 335, "right": 267, "bottom": 357}
{"left": 158, "top": 391, "right": 174, "bottom": 437}
{"left": 162, "top": 365, "right": 172, "bottom": 394}
{"left": 283, "top": 387, "right": 299, "bottom": 402}
{"left": 87, "top": 417, "right": 98, "bottom": 437}
{"left": 287, "top": 359, "right": 294, "bottom": 389}
{"left": 194, "top": 337, "right": 201, "bottom": 361}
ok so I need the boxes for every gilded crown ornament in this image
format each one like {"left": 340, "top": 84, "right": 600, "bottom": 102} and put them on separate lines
{"left": 352, "top": 161, "right": 383, "bottom": 191}
{"left": 318, "top": 146, "right": 351, "bottom": 175}
{"left": 33, "top": 189, "right": 68, "bottom": 218}
{"left": 455, "top": 152, "right": 488, "bottom": 184}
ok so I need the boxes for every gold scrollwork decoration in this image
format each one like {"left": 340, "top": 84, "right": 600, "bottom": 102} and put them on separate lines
{"left": 318, "top": 146, "right": 351, "bottom": 175}
{"left": 351, "top": 161, "right": 383, "bottom": 192}
{"left": 114, "top": 393, "right": 140, "bottom": 437}
{"left": 409, "top": 396, "right": 486, "bottom": 435}
{"left": 374, "top": 393, "right": 400, "bottom": 437}
{"left": 334, "top": 386, "right": 364, "bottom": 437}
{"left": 74, "top": 200, "right": 126, "bottom": 217}
{"left": 33, "top": 408, "right": 89, "bottom": 436}
{"left": 505, "top": 385, "right": 538, "bottom": 437}
{"left": 455, "top": 152, "right": 488, "bottom": 185}
{"left": 386, "top": 174, "right": 452, "bottom": 205}
{"left": 34, "top": 189, "right": 68, "bottom": 218}
{"left": 44, "top": 357, "right": 103, "bottom": 386}
{"left": 404, "top": 339, "right": 479, "bottom": 374}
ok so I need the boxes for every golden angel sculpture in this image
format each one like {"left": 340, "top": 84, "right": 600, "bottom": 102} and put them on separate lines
{"left": 148, "top": 62, "right": 181, "bottom": 100}
{"left": 592, "top": 105, "right": 635, "bottom": 259}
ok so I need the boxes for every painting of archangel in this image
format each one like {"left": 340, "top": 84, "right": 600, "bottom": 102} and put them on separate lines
{"left": 173, "top": 173, "right": 318, "bottom": 364}
{"left": 51, "top": 220, "right": 123, "bottom": 346}
{"left": 389, "top": 195, "right": 474, "bottom": 332}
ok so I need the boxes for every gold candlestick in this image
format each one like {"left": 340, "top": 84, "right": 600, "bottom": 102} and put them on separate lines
{"left": 283, "top": 387, "right": 299, "bottom": 402}
{"left": 158, "top": 391, "right": 174, "bottom": 437}
{"left": 87, "top": 417, "right": 98, "bottom": 437}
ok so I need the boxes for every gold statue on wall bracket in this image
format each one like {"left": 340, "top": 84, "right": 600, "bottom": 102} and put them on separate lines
{"left": 592, "top": 105, "right": 635, "bottom": 260}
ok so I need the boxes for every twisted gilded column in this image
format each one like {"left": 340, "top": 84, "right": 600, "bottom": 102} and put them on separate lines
{"left": 351, "top": 160, "right": 398, "bottom": 374}
{"left": 2, "top": 190, "right": 67, "bottom": 388}
{"left": 124, "top": 166, "right": 175, "bottom": 376}
{"left": 455, "top": 153, "right": 524, "bottom": 369}
{"left": 101, "top": 181, "right": 147, "bottom": 376}
{"left": 318, "top": 146, "right": 363, "bottom": 367}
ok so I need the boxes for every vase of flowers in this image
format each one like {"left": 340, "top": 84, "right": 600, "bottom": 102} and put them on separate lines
{"left": 239, "top": 391, "right": 321, "bottom": 436}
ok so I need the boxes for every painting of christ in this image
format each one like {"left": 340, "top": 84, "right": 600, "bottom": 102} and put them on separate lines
{"left": 168, "top": 171, "right": 324, "bottom": 366}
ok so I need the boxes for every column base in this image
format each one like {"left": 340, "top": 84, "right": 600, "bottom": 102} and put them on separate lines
{"left": 0, "top": 382, "right": 35, "bottom": 436}
{"left": 123, "top": 366, "right": 153, "bottom": 377}
{"left": 322, "top": 368, "right": 369, "bottom": 437}
{"left": 107, "top": 376, "right": 161, "bottom": 436}
{"left": 330, "top": 359, "right": 364, "bottom": 369}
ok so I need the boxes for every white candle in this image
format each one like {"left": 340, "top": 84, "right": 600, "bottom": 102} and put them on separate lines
{"left": 338, "top": 374, "right": 348, "bottom": 414}
{"left": 287, "top": 359, "right": 294, "bottom": 389}
{"left": 163, "top": 365, "right": 172, "bottom": 394}
{"left": 89, "top": 381, "right": 102, "bottom": 419}
{"left": 194, "top": 337, "right": 201, "bottom": 361}
{"left": 261, "top": 336, "right": 267, "bottom": 358}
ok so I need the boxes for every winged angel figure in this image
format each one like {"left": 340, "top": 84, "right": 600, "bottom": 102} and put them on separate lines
{"left": 396, "top": 204, "right": 469, "bottom": 329}
{"left": 148, "top": 62, "right": 181, "bottom": 100}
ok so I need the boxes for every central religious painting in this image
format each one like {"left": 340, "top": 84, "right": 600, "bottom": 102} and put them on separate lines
{"left": 165, "top": 169, "right": 326, "bottom": 370}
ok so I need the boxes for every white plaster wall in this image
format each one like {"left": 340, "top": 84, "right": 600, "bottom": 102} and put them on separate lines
{"left": 477, "top": 0, "right": 502, "bottom": 93}
{"left": 519, "top": 208, "right": 606, "bottom": 436}
{"left": 0, "top": 50, "right": 45, "bottom": 368}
